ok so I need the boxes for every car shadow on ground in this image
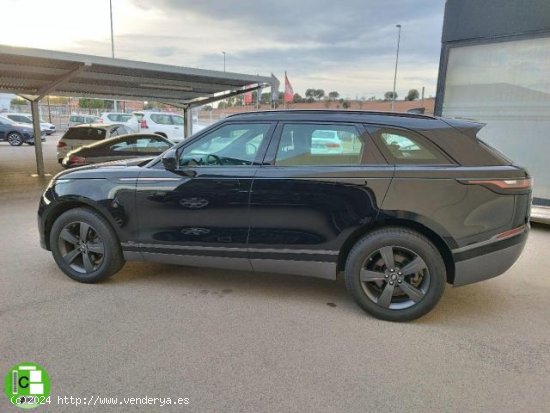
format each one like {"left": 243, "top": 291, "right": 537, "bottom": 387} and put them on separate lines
{"left": 98, "top": 260, "right": 512, "bottom": 324}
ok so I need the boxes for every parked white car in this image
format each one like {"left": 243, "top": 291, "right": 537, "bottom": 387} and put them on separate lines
{"left": 3, "top": 113, "right": 56, "bottom": 135}
{"left": 129, "top": 111, "right": 205, "bottom": 143}
{"left": 98, "top": 112, "right": 137, "bottom": 132}
{"left": 68, "top": 114, "right": 100, "bottom": 128}
{"left": 310, "top": 129, "right": 344, "bottom": 154}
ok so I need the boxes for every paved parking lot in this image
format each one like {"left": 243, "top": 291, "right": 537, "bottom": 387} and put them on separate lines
{"left": 1, "top": 138, "right": 550, "bottom": 412}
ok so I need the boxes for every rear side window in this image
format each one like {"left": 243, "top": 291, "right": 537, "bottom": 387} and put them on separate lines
{"left": 107, "top": 114, "right": 132, "bottom": 122}
{"left": 172, "top": 115, "right": 184, "bottom": 125}
{"left": 63, "top": 127, "right": 106, "bottom": 140}
{"left": 150, "top": 114, "right": 173, "bottom": 125}
{"left": 274, "top": 123, "right": 367, "bottom": 166}
{"left": 368, "top": 126, "right": 452, "bottom": 165}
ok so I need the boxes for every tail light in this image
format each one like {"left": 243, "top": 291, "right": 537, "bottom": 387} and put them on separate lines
{"left": 325, "top": 143, "right": 341, "bottom": 148}
{"left": 493, "top": 225, "right": 527, "bottom": 241}
{"left": 57, "top": 141, "right": 66, "bottom": 148}
{"left": 140, "top": 119, "right": 148, "bottom": 129}
{"left": 69, "top": 155, "right": 86, "bottom": 165}
{"left": 458, "top": 177, "right": 532, "bottom": 193}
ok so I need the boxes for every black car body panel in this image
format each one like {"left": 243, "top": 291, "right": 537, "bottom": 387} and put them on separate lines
{"left": 39, "top": 110, "right": 531, "bottom": 287}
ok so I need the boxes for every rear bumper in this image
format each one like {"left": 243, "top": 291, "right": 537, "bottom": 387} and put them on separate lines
{"left": 452, "top": 227, "right": 528, "bottom": 286}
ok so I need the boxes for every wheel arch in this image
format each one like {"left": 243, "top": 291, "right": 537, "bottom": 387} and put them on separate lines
{"left": 337, "top": 218, "right": 456, "bottom": 284}
{"left": 43, "top": 199, "right": 123, "bottom": 250}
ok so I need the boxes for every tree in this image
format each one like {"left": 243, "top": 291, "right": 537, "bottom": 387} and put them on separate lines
{"left": 260, "top": 92, "right": 271, "bottom": 104}
{"left": 405, "top": 89, "right": 420, "bottom": 101}
{"left": 384, "top": 91, "right": 397, "bottom": 101}
{"left": 79, "top": 98, "right": 105, "bottom": 109}
{"left": 314, "top": 89, "right": 325, "bottom": 101}
{"left": 293, "top": 93, "right": 304, "bottom": 103}
{"left": 342, "top": 100, "right": 351, "bottom": 109}
{"left": 10, "top": 97, "right": 27, "bottom": 106}
{"left": 328, "top": 91, "right": 340, "bottom": 101}
{"left": 305, "top": 89, "right": 316, "bottom": 100}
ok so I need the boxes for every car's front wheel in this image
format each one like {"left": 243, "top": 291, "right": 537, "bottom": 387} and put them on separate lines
{"left": 344, "top": 227, "right": 446, "bottom": 321}
{"left": 7, "top": 132, "right": 23, "bottom": 146}
{"left": 50, "top": 208, "right": 125, "bottom": 283}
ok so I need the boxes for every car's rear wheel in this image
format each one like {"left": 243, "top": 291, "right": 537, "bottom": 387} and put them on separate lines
{"left": 344, "top": 227, "right": 446, "bottom": 321}
{"left": 50, "top": 208, "right": 125, "bottom": 283}
{"left": 7, "top": 132, "right": 23, "bottom": 146}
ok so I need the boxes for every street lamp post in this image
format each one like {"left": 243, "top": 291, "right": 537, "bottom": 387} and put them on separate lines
{"left": 222, "top": 51, "right": 226, "bottom": 72}
{"left": 391, "top": 24, "right": 401, "bottom": 112}
{"left": 110, "top": 0, "right": 117, "bottom": 111}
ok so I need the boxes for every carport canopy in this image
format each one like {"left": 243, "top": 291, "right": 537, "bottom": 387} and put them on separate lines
{"left": 0, "top": 44, "right": 277, "bottom": 175}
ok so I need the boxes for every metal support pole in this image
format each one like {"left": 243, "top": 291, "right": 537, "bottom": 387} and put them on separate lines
{"left": 391, "top": 24, "right": 401, "bottom": 112}
{"left": 183, "top": 106, "right": 192, "bottom": 138}
{"left": 30, "top": 100, "right": 45, "bottom": 176}
{"left": 110, "top": 0, "right": 117, "bottom": 112}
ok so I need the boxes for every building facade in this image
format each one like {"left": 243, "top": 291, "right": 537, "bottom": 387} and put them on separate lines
{"left": 435, "top": 0, "right": 550, "bottom": 221}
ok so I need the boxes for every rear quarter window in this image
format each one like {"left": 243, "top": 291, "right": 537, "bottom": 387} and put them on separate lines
{"left": 63, "top": 127, "right": 107, "bottom": 140}
{"left": 367, "top": 126, "right": 453, "bottom": 165}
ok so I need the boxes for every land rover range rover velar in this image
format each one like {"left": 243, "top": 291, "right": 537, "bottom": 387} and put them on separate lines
{"left": 38, "top": 111, "right": 531, "bottom": 321}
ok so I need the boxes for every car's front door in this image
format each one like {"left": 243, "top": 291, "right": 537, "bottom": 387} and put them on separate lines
{"left": 131, "top": 121, "right": 275, "bottom": 271}
{"left": 248, "top": 122, "right": 394, "bottom": 279}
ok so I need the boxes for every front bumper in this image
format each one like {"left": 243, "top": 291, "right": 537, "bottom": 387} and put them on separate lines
{"left": 452, "top": 227, "right": 528, "bottom": 286}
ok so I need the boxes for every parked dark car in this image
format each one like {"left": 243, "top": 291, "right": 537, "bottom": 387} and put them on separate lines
{"left": 62, "top": 133, "right": 173, "bottom": 168}
{"left": 38, "top": 110, "right": 531, "bottom": 321}
{"left": 0, "top": 115, "right": 44, "bottom": 146}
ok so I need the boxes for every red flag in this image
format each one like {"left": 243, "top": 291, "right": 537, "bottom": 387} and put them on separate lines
{"left": 243, "top": 91, "right": 253, "bottom": 105}
{"left": 284, "top": 71, "right": 294, "bottom": 104}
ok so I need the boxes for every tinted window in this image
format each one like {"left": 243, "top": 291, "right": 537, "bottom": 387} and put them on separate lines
{"left": 109, "top": 136, "right": 170, "bottom": 153}
{"left": 179, "top": 123, "right": 271, "bottom": 167}
{"left": 274, "top": 124, "right": 365, "bottom": 166}
{"left": 10, "top": 115, "right": 31, "bottom": 123}
{"left": 172, "top": 115, "right": 184, "bottom": 125}
{"left": 63, "top": 127, "right": 107, "bottom": 140}
{"left": 370, "top": 126, "right": 451, "bottom": 164}
{"left": 107, "top": 114, "right": 132, "bottom": 122}
{"left": 150, "top": 114, "right": 173, "bottom": 125}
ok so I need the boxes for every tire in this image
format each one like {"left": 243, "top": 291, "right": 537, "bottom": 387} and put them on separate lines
{"left": 7, "top": 132, "right": 23, "bottom": 146}
{"left": 344, "top": 227, "right": 446, "bottom": 322}
{"left": 50, "top": 207, "right": 125, "bottom": 283}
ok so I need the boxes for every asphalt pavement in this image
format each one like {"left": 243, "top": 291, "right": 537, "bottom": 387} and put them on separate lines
{"left": 1, "top": 137, "right": 549, "bottom": 412}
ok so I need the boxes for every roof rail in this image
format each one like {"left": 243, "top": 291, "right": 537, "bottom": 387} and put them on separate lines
{"left": 226, "top": 109, "right": 437, "bottom": 120}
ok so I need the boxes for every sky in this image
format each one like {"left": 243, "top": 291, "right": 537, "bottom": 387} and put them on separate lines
{"left": 1, "top": 0, "right": 445, "bottom": 99}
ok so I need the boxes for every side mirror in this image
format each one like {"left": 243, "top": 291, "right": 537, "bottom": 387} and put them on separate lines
{"left": 161, "top": 148, "right": 178, "bottom": 171}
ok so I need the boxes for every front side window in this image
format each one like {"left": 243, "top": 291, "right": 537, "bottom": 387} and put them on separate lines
{"left": 179, "top": 123, "right": 272, "bottom": 167}
{"left": 274, "top": 123, "right": 365, "bottom": 166}
{"left": 11, "top": 115, "right": 31, "bottom": 123}
{"left": 371, "top": 127, "right": 451, "bottom": 164}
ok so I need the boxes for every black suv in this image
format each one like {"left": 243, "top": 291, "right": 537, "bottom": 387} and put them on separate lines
{"left": 38, "top": 111, "right": 531, "bottom": 321}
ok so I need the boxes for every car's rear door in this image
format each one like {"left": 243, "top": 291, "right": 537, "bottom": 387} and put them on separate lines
{"left": 248, "top": 121, "right": 394, "bottom": 279}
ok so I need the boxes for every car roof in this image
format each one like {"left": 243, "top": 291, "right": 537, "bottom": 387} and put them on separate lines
{"left": 73, "top": 133, "right": 172, "bottom": 150}
{"left": 134, "top": 111, "right": 182, "bottom": 116}
{"left": 70, "top": 123, "right": 124, "bottom": 130}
